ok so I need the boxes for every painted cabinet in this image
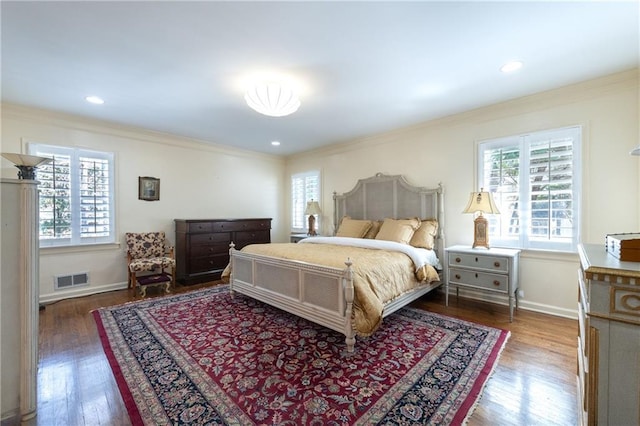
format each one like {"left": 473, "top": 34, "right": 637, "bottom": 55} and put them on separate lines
{"left": 577, "top": 243, "right": 640, "bottom": 425}
{"left": 1, "top": 179, "right": 39, "bottom": 422}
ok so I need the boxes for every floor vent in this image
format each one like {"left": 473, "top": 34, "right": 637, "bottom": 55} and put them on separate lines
{"left": 55, "top": 272, "right": 89, "bottom": 290}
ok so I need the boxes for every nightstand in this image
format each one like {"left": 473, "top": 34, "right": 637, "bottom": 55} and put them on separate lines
{"left": 290, "top": 234, "right": 326, "bottom": 243}
{"left": 290, "top": 233, "right": 310, "bottom": 243}
{"left": 445, "top": 245, "right": 521, "bottom": 321}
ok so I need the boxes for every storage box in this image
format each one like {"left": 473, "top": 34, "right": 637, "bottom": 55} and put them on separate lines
{"left": 606, "top": 233, "right": 640, "bottom": 262}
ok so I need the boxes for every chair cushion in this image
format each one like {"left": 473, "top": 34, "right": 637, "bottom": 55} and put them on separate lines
{"left": 129, "top": 257, "right": 176, "bottom": 273}
{"left": 137, "top": 273, "right": 172, "bottom": 286}
{"left": 126, "top": 232, "right": 166, "bottom": 259}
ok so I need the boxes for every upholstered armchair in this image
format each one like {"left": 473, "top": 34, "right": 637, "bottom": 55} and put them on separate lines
{"left": 125, "top": 232, "right": 176, "bottom": 297}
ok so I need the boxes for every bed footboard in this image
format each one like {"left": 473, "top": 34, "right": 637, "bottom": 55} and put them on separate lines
{"left": 229, "top": 245, "right": 357, "bottom": 352}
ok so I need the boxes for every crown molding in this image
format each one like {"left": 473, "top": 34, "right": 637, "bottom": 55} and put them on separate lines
{"left": 1, "top": 103, "right": 284, "bottom": 163}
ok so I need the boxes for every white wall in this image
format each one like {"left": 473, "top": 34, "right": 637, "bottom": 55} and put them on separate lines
{"left": 1, "top": 104, "right": 287, "bottom": 302}
{"left": 286, "top": 69, "right": 640, "bottom": 318}
{"left": 1, "top": 69, "right": 637, "bottom": 315}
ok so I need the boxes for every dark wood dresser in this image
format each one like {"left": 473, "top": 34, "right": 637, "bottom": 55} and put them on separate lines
{"left": 175, "top": 218, "right": 271, "bottom": 284}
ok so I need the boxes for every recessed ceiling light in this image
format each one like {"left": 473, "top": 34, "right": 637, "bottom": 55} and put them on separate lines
{"left": 500, "top": 61, "right": 523, "bottom": 73}
{"left": 85, "top": 96, "right": 105, "bottom": 105}
{"left": 271, "top": 141, "right": 281, "bottom": 146}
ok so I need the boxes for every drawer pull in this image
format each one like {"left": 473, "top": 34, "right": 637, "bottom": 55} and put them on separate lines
{"left": 475, "top": 273, "right": 478, "bottom": 278}
{"left": 455, "top": 257, "right": 461, "bottom": 263}
{"left": 475, "top": 257, "right": 478, "bottom": 262}
{"left": 494, "top": 261, "right": 501, "bottom": 268}
{"left": 455, "top": 274, "right": 461, "bottom": 279}
{"left": 493, "top": 280, "right": 500, "bottom": 286}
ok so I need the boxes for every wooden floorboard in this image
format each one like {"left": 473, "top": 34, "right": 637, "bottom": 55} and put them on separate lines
{"left": 27, "top": 283, "right": 578, "bottom": 425}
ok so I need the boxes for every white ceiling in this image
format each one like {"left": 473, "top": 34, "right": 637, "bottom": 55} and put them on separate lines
{"left": 2, "top": 1, "right": 638, "bottom": 156}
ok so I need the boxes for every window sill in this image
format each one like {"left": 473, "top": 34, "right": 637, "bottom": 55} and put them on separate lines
{"left": 503, "top": 247, "right": 579, "bottom": 263}
{"left": 40, "top": 242, "right": 121, "bottom": 256}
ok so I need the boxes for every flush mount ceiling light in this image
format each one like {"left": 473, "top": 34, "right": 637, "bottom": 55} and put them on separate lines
{"left": 244, "top": 81, "right": 300, "bottom": 117}
{"left": 500, "top": 61, "right": 523, "bottom": 73}
{"left": 85, "top": 95, "right": 105, "bottom": 105}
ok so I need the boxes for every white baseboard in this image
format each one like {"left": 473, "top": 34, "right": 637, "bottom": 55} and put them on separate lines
{"left": 37, "top": 282, "right": 578, "bottom": 320}
{"left": 1, "top": 408, "right": 20, "bottom": 426}
{"left": 446, "top": 287, "right": 578, "bottom": 320}
{"left": 39, "top": 282, "right": 128, "bottom": 304}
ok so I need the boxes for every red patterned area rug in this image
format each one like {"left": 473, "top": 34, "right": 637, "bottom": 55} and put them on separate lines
{"left": 93, "top": 285, "right": 509, "bottom": 425}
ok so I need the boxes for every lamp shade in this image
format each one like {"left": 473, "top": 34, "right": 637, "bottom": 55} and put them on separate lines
{"left": 305, "top": 200, "right": 322, "bottom": 215}
{"left": 462, "top": 189, "right": 500, "bottom": 215}
{"left": 2, "top": 153, "right": 52, "bottom": 180}
{"left": 244, "top": 81, "right": 300, "bottom": 117}
{"left": 2, "top": 153, "right": 52, "bottom": 167}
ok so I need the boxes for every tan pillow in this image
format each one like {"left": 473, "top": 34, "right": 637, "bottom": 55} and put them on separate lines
{"left": 410, "top": 218, "right": 439, "bottom": 250}
{"left": 336, "top": 216, "right": 372, "bottom": 238}
{"left": 375, "top": 218, "right": 421, "bottom": 244}
{"left": 364, "top": 220, "right": 383, "bottom": 239}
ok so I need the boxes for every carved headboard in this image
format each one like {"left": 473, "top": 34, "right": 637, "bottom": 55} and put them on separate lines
{"left": 333, "top": 173, "right": 445, "bottom": 261}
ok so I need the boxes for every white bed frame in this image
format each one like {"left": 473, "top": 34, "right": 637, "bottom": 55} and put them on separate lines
{"left": 229, "top": 173, "right": 445, "bottom": 352}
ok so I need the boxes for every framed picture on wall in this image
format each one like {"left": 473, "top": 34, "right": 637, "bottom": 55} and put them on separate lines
{"left": 138, "top": 176, "right": 160, "bottom": 201}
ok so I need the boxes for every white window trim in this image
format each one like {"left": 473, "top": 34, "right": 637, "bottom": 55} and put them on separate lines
{"left": 28, "top": 143, "right": 116, "bottom": 248}
{"left": 476, "top": 126, "right": 582, "bottom": 252}
{"left": 291, "top": 170, "right": 321, "bottom": 233}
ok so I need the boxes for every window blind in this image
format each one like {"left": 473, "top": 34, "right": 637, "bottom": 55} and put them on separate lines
{"left": 291, "top": 171, "right": 320, "bottom": 232}
{"left": 478, "top": 126, "right": 581, "bottom": 251}
{"left": 29, "top": 143, "right": 115, "bottom": 246}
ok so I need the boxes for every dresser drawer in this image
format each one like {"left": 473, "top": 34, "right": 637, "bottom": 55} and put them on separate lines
{"left": 190, "top": 242, "right": 230, "bottom": 257}
{"left": 212, "top": 220, "right": 271, "bottom": 232}
{"left": 610, "top": 286, "right": 640, "bottom": 321}
{"left": 448, "top": 252, "right": 509, "bottom": 273}
{"left": 187, "top": 222, "right": 213, "bottom": 233}
{"left": 235, "top": 230, "right": 270, "bottom": 243}
{"left": 190, "top": 232, "right": 231, "bottom": 245}
{"left": 449, "top": 267, "right": 508, "bottom": 292}
{"left": 189, "top": 254, "right": 229, "bottom": 273}
{"left": 577, "top": 301, "right": 589, "bottom": 359}
{"left": 576, "top": 337, "right": 588, "bottom": 414}
{"left": 578, "top": 268, "right": 589, "bottom": 311}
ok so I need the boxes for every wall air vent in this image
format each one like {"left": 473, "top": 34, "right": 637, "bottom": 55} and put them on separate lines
{"left": 54, "top": 272, "right": 89, "bottom": 290}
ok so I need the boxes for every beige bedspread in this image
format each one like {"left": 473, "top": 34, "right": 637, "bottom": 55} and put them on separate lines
{"left": 224, "top": 242, "right": 440, "bottom": 336}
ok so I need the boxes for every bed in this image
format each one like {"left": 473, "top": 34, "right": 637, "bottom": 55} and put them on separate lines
{"left": 227, "top": 173, "right": 445, "bottom": 352}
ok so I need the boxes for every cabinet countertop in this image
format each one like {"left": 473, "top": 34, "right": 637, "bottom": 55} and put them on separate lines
{"left": 175, "top": 218, "right": 272, "bottom": 222}
{"left": 578, "top": 243, "right": 640, "bottom": 279}
{"left": 446, "top": 245, "right": 521, "bottom": 257}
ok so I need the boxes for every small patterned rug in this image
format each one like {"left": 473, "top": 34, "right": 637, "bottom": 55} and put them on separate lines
{"left": 93, "top": 285, "right": 509, "bottom": 425}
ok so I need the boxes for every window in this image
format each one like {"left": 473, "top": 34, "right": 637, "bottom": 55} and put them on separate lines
{"left": 477, "top": 126, "right": 581, "bottom": 252}
{"left": 28, "top": 143, "right": 115, "bottom": 247}
{"left": 291, "top": 171, "right": 320, "bottom": 232}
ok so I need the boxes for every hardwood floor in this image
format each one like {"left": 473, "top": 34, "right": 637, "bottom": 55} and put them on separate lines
{"left": 28, "top": 284, "right": 578, "bottom": 425}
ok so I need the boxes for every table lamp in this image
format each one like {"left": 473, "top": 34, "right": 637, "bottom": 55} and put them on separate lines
{"left": 462, "top": 188, "right": 500, "bottom": 249}
{"left": 305, "top": 200, "right": 322, "bottom": 236}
